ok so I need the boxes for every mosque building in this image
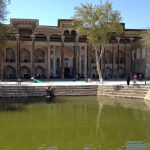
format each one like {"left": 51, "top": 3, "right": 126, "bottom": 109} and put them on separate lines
{"left": 0, "top": 18, "right": 149, "bottom": 80}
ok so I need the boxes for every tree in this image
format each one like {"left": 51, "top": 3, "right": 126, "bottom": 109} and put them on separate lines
{"left": 73, "top": 0, "right": 122, "bottom": 82}
{"left": 0, "top": 0, "right": 10, "bottom": 79}
{"left": 0, "top": 0, "right": 10, "bottom": 44}
{"left": 0, "top": 0, "right": 9, "bottom": 22}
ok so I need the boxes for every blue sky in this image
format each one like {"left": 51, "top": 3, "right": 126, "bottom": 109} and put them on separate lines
{"left": 5, "top": 0, "right": 150, "bottom": 29}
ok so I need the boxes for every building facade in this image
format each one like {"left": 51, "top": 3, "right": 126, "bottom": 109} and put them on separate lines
{"left": 0, "top": 18, "right": 149, "bottom": 80}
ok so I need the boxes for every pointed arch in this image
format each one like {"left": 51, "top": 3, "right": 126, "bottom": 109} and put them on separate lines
{"left": 64, "top": 30, "right": 70, "bottom": 36}
{"left": 71, "top": 30, "right": 77, "bottom": 37}
{"left": 35, "top": 48, "right": 45, "bottom": 63}
{"left": 35, "top": 66, "right": 45, "bottom": 79}
{"left": 3, "top": 65, "right": 16, "bottom": 79}
{"left": 20, "top": 48, "right": 31, "bottom": 62}
{"left": 20, "top": 66, "right": 31, "bottom": 79}
{"left": 105, "top": 67, "right": 112, "bottom": 79}
{"left": 5, "top": 48, "right": 15, "bottom": 62}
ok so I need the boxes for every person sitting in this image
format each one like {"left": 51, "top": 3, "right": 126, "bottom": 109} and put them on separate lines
{"left": 46, "top": 86, "right": 55, "bottom": 97}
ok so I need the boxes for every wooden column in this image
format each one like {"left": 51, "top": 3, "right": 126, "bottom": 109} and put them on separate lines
{"left": 79, "top": 45, "right": 82, "bottom": 75}
{"left": 103, "top": 47, "right": 105, "bottom": 78}
{"left": 31, "top": 34, "right": 35, "bottom": 77}
{"left": 75, "top": 35, "right": 79, "bottom": 76}
{"left": 130, "top": 37, "right": 134, "bottom": 74}
{"left": 112, "top": 43, "right": 115, "bottom": 77}
{"left": 47, "top": 35, "right": 50, "bottom": 79}
{"left": 15, "top": 34, "right": 20, "bottom": 79}
{"left": 87, "top": 43, "right": 90, "bottom": 77}
{"left": 145, "top": 46, "right": 148, "bottom": 81}
{"left": 53, "top": 46, "right": 56, "bottom": 77}
{"left": 73, "top": 37, "right": 76, "bottom": 78}
{"left": 117, "top": 37, "right": 120, "bottom": 78}
{"left": 61, "top": 35, "right": 65, "bottom": 79}
{"left": 84, "top": 45, "right": 87, "bottom": 76}
{"left": 124, "top": 42, "right": 127, "bottom": 74}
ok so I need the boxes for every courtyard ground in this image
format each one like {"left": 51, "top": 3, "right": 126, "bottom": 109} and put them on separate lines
{"left": 0, "top": 80, "right": 149, "bottom": 86}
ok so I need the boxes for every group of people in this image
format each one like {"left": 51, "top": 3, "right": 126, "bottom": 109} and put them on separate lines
{"left": 126, "top": 73, "right": 144, "bottom": 86}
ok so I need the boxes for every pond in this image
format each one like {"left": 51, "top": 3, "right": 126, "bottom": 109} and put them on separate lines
{"left": 0, "top": 96, "right": 150, "bottom": 150}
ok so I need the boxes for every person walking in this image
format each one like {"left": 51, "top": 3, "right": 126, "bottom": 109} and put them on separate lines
{"left": 133, "top": 73, "right": 137, "bottom": 85}
{"left": 126, "top": 74, "right": 131, "bottom": 86}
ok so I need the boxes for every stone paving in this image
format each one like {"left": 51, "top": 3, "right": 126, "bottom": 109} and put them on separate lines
{"left": 0, "top": 80, "right": 149, "bottom": 86}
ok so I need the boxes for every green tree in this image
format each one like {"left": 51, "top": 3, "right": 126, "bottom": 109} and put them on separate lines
{"left": 0, "top": 0, "right": 10, "bottom": 79}
{"left": 0, "top": 0, "right": 9, "bottom": 22}
{"left": 73, "top": 0, "right": 122, "bottom": 82}
{"left": 0, "top": 0, "right": 10, "bottom": 44}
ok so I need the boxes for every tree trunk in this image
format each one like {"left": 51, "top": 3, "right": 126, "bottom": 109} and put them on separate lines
{"left": 95, "top": 45, "right": 104, "bottom": 83}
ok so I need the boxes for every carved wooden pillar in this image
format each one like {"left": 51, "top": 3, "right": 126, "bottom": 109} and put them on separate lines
{"left": 103, "top": 47, "right": 105, "bottom": 78}
{"left": 61, "top": 35, "right": 65, "bottom": 79}
{"left": 75, "top": 35, "right": 79, "bottom": 76}
{"left": 112, "top": 43, "right": 115, "bottom": 77}
{"left": 84, "top": 45, "right": 87, "bottom": 76}
{"left": 47, "top": 35, "right": 50, "bottom": 79}
{"left": 124, "top": 41, "right": 127, "bottom": 74}
{"left": 73, "top": 37, "right": 76, "bottom": 78}
{"left": 117, "top": 37, "right": 120, "bottom": 78}
{"left": 15, "top": 34, "right": 20, "bottom": 79}
{"left": 130, "top": 37, "right": 134, "bottom": 74}
{"left": 31, "top": 34, "right": 35, "bottom": 77}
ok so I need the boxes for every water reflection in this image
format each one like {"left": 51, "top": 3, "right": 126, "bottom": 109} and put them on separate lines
{"left": 96, "top": 97, "right": 150, "bottom": 150}
{"left": 0, "top": 96, "right": 150, "bottom": 149}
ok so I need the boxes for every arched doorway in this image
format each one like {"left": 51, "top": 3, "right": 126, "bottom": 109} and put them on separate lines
{"left": 63, "top": 47, "right": 74, "bottom": 79}
{"left": 35, "top": 66, "right": 45, "bottom": 79}
{"left": 3, "top": 66, "right": 16, "bottom": 79}
{"left": 20, "top": 66, "right": 31, "bottom": 79}
{"left": 105, "top": 67, "right": 112, "bottom": 79}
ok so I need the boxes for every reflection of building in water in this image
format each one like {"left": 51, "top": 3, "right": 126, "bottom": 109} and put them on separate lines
{"left": 125, "top": 141, "right": 150, "bottom": 150}
{"left": 1, "top": 18, "right": 150, "bottom": 80}
{"left": 39, "top": 145, "right": 59, "bottom": 150}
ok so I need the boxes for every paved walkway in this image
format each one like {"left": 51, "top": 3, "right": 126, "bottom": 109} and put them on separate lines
{"left": 0, "top": 80, "right": 149, "bottom": 86}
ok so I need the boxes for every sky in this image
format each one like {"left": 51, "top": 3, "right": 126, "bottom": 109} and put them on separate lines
{"left": 4, "top": 0, "right": 150, "bottom": 29}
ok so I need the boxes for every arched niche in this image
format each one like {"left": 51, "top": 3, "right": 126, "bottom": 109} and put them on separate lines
{"left": 3, "top": 65, "right": 16, "bottom": 79}
{"left": 63, "top": 30, "right": 70, "bottom": 36}
{"left": 5, "top": 48, "right": 15, "bottom": 62}
{"left": 20, "top": 66, "right": 31, "bottom": 79}
{"left": 105, "top": 67, "right": 112, "bottom": 79}
{"left": 20, "top": 49, "right": 31, "bottom": 62}
{"left": 35, "top": 48, "right": 45, "bottom": 63}
{"left": 35, "top": 66, "right": 46, "bottom": 79}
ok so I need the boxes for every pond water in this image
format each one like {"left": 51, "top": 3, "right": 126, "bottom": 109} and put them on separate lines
{"left": 0, "top": 96, "right": 150, "bottom": 150}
